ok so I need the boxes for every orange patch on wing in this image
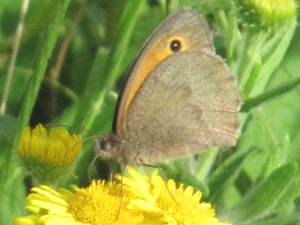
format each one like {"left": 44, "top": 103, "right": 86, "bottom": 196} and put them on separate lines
{"left": 116, "top": 36, "right": 189, "bottom": 135}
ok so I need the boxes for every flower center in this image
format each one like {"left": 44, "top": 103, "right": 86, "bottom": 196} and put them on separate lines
{"left": 67, "top": 182, "right": 143, "bottom": 225}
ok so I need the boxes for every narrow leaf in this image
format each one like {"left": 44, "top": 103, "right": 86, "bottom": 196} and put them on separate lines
{"left": 226, "top": 163, "right": 297, "bottom": 223}
{"left": 72, "top": 1, "right": 146, "bottom": 135}
{"left": 242, "top": 75, "right": 300, "bottom": 112}
{"left": 208, "top": 147, "right": 256, "bottom": 203}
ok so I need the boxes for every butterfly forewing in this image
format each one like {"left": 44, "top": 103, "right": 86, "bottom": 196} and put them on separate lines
{"left": 114, "top": 9, "right": 214, "bottom": 137}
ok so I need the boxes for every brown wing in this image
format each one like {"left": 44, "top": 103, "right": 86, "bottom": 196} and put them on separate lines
{"left": 124, "top": 50, "right": 240, "bottom": 162}
{"left": 114, "top": 9, "right": 213, "bottom": 136}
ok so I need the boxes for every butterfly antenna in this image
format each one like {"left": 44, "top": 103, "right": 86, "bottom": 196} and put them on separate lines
{"left": 88, "top": 155, "right": 99, "bottom": 181}
{"left": 73, "top": 134, "right": 104, "bottom": 181}
{"left": 82, "top": 134, "right": 101, "bottom": 145}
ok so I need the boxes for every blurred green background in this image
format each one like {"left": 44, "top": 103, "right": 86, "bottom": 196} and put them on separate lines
{"left": 1, "top": 0, "right": 300, "bottom": 224}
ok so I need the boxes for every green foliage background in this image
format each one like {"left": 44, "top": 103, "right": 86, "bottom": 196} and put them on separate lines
{"left": 0, "top": 0, "right": 300, "bottom": 224}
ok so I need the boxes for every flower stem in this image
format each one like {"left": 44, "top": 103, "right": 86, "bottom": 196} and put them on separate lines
{"left": 0, "top": 0, "right": 30, "bottom": 114}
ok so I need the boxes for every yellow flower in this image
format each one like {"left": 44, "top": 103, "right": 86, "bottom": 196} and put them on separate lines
{"left": 122, "top": 168, "right": 231, "bottom": 225}
{"left": 16, "top": 169, "right": 231, "bottom": 225}
{"left": 20, "top": 124, "right": 81, "bottom": 166}
{"left": 19, "top": 124, "right": 81, "bottom": 184}
{"left": 16, "top": 181, "right": 143, "bottom": 225}
{"left": 240, "top": 0, "right": 297, "bottom": 27}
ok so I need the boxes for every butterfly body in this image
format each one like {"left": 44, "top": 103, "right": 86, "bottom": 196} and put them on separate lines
{"left": 95, "top": 9, "right": 240, "bottom": 165}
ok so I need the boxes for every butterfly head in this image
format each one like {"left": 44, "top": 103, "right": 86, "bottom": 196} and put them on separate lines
{"left": 94, "top": 135, "right": 119, "bottom": 161}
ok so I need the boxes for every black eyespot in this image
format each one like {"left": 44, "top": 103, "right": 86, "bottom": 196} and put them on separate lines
{"left": 170, "top": 39, "right": 182, "bottom": 52}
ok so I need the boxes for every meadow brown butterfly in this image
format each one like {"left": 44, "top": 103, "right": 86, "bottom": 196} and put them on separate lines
{"left": 95, "top": 9, "right": 240, "bottom": 165}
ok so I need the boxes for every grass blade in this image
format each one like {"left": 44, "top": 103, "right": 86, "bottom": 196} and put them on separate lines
{"left": 226, "top": 163, "right": 297, "bottom": 223}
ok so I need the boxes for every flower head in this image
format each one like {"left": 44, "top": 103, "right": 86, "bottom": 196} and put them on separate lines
{"left": 16, "top": 168, "right": 231, "bottom": 225}
{"left": 15, "top": 181, "right": 143, "bottom": 225}
{"left": 122, "top": 168, "right": 230, "bottom": 225}
{"left": 19, "top": 124, "right": 81, "bottom": 184}
{"left": 240, "top": 0, "right": 297, "bottom": 28}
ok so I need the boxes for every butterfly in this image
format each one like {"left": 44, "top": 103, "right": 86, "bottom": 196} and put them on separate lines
{"left": 95, "top": 9, "right": 240, "bottom": 165}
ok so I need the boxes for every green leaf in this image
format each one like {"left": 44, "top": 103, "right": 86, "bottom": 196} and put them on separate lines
{"left": 0, "top": 114, "right": 18, "bottom": 139}
{"left": 234, "top": 170, "right": 253, "bottom": 196}
{"left": 195, "top": 148, "right": 218, "bottom": 181}
{"left": 72, "top": 1, "right": 146, "bottom": 136}
{"left": 226, "top": 163, "right": 297, "bottom": 223}
{"left": 248, "top": 20, "right": 297, "bottom": 97}
{"left": 18, "top": 0, "right": 71, "bottom": 130}
{"left": 0, "top": 114, "right": 19, "bottom": 185}
{"left": 239, "top": 213, "right": 300, "bottom": 225}
{"left": 0, "top": 114, "right": 24, "bottom": 225}
{"left": 241, "top": 76, "right": 300, "bottom": 112}
{"left": 208, "top": 147, "right": 256, "bottom": 204}
{"left": 272, "top": 173, "right": 300, "bottom": 211}
{"left": 255, "top": 135, "right": 290, "bottom": 183}
{"left": 71, "top": 47, "right": 109, "bottom": 133}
